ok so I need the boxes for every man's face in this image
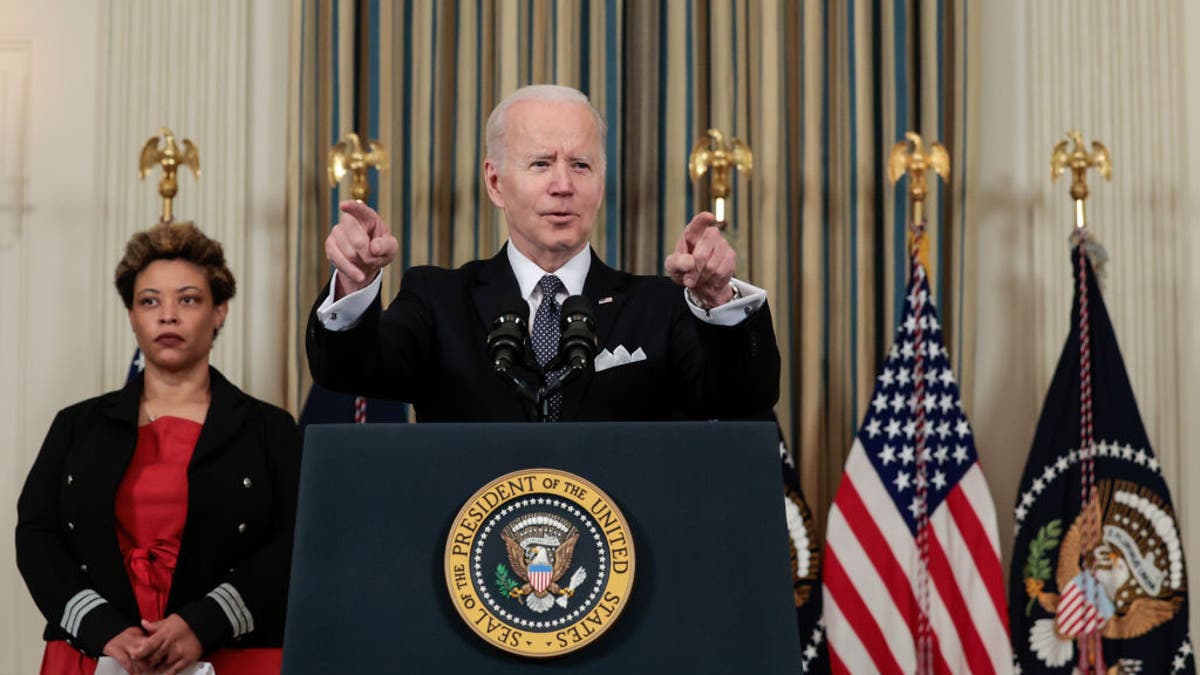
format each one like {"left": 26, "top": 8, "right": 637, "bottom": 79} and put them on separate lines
{"left": 484, "top": 100, "right": 605, "bottom": 267}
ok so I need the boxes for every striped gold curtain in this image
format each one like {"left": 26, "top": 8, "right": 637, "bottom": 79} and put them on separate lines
{"left": 286, "top": 0, "right": 975, "bottom": 530}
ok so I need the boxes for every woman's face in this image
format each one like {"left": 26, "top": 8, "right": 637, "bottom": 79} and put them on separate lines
{"left": 127, "top": 259, "right": 227, "bottom": 372}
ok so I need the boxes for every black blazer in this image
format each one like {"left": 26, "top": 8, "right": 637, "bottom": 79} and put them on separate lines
{"left": 15, "top": 368, "right": 300, "bottom": 658}
{"left": 307, "top": 247, "right": 780, "bottom": 421}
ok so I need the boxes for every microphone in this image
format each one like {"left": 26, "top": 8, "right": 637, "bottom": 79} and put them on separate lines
{"left": 557, "top": 295, "right": 599, "bottom": 371}
{"left": 487, "top": 297, "right": 529, "bottom": 372}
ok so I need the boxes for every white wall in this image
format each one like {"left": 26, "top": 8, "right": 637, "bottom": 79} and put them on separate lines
{"left": 0, "top": 3, "right": 102, "bottom": 671}
{"left": 0, "top": 2, "right": 289, "bottom": 673}
{"left": 973, "top": 0, "right": 1199, "bottom": 641}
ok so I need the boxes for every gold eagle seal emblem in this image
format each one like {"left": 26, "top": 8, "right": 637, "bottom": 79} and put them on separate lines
{"left": 444, "top": 469, "right": 635, "bottom": 657}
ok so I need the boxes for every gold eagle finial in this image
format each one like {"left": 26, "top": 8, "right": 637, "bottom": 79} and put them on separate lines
{"left": 138, "top": 127, "right": 200, "bottom": 224}
{"left": 887, "top": 131, "right": 950, "bottom": 229}
{"left": 688, "top": 129, "right": 753, "bottom": 227}
{"left": 328, "top": 132, "right": 389, "bottom": 201}
{"left": 1051, "top": 130, "right": 1111, "bottom": 230}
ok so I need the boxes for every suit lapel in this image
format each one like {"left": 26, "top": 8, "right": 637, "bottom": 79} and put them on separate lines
{"left": 559, "top": 251, "right": 629, "bottom": 421}
{"left": 471, "top": 245, "right": 525, "bottom": 336}
{"left": 100, "top": 374, "right": 143, "bottom": 428}
{"left": 98, "top": 375, "right": 143, "bottom": 507}
{"left": 581, "top": 251, "right": 630, "bottom": 347}
{"left": 189, "top": 367, "right": 249, "bottom": 468}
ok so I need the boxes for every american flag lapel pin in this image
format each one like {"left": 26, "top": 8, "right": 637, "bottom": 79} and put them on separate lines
{"left": 598, "top": 296, "right": 613, "bottom": 304}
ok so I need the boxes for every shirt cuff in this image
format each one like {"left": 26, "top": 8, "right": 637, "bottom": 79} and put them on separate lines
{"left": 684, "top": 278, "right": 767, "bottom": 326}
{"left": 316, "top": 271, "right": 382, "bottom": 331}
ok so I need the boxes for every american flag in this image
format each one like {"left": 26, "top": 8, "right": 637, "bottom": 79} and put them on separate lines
{"left": 822, "top": 261, "right": 1012, "bottom": 674}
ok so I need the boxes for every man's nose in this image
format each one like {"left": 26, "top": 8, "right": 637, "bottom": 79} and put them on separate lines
{"left": 547, "top": 162, "right": 574, "bottom": 195}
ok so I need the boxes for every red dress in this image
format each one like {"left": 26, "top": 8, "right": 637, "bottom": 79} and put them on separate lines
{"left": 41, "top": 417, "right": 283, "bottom": 675}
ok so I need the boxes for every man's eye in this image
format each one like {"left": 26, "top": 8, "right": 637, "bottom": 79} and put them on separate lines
{"left": 531, "top": 160, "right": 549, "bottom": 168}
{"left": 574, "top": 162, "right": 590, "bottom": 171}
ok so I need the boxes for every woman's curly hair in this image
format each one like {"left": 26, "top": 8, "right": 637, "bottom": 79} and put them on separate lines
{"left": 113, "top": 222, "right": 236, "bottom": 309}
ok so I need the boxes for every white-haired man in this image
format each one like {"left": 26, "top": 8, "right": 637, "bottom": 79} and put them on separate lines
{"left": 307, "top": 84, "right": 779, "bottom": 422}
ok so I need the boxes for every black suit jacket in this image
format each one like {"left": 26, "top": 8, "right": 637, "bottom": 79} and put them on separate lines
{"left": 16, "top": 368, "right": 301, "bottom": 658}
{"left": 307, "top": 247, "right": 780, "bottom": 421}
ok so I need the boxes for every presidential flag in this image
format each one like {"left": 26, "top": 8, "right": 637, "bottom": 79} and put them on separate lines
{"left": 778, "top": 424, "right": 829, "bottom": 674}
{"left": 822, "top": 257, "right": 1011, "bottom": 674}
{"left": 1010, "top": 244, "right": 1193, "bottom": 674}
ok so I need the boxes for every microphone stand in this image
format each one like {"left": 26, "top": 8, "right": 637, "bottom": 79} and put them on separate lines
{"left": 535, "top": 363, "right": 588, "bottom": 423}
{"left": 491, "top": 294, "right": 597, "bottom": 422}
{"left": 494, "top": 361, "right": 589, "bottom": 423}
{"left": 494, "top": 362, "right": 541, "bottom": 411}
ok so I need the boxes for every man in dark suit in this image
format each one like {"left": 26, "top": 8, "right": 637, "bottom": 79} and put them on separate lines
{"left": 307, "top": 85, "right": 779, "bottom": 422}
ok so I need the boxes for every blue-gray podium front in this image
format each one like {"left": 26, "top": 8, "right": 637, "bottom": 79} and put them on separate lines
{"left": 282, "top": 422, "right": 802, "bottom": 673}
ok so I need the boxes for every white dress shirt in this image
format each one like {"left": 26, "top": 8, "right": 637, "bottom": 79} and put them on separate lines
{"left": 315, "top": 242, "right": 768, "bottom": 330}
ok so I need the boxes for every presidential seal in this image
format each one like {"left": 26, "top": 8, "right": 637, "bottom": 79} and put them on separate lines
{"left": 444, "top": 469, "right": 635, "bottom": 658}
{"left": 1023, "top": 478, "right": 1188, "bottom": 670}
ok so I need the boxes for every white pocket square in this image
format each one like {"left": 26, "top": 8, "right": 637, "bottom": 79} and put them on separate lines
{"left": 594, "top": 345, "right": 646, "bottom": 373}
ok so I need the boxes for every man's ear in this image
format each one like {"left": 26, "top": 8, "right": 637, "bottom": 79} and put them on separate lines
{"left": 483, "top": 159, "right": 505, "bottom": 209}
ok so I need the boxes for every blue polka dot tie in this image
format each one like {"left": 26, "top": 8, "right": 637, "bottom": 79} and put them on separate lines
{"left": 531, "top": 274, "right": 566, "bottom": 421}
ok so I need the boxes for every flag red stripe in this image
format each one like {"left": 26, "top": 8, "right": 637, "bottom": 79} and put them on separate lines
{"left": 1062, "top": 610, "right": 1094, "bottom": 637}
{"left": 830, "top": 483, "right": 957, "bottom": 675}
{"left": 945, "top": 486, "right": 1009, "bottom": 633}
{"left": 925, "top": 527, "right": 996, "bottom": 675}
{"left": 934, "top": 639, "right": 954, "bottom": 675}
{"left": 832, "top": 478, "right": 919, "bottom": 631}
{"left": 825, "top": 546, "right": 907, "bottom": 675}
{"left": 1057, "top": 597, "right": 1087, "bottom": 635}
{"left": 1058, "top": 599, "right": 1097, "bottom": 637}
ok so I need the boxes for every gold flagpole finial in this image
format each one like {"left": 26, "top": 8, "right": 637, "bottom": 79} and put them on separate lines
{"left": 688, "top": 129, "right": 753, "bottom": 229}
{"left": 328, "top": 132, "right": 389, "bottom": 202}
{"left": 1051, "top": 130, "right": 1111, "bottom": 231}
{"left": 886, "top": 131, "right": 950, "bottom": 230}
{"left": 138, "top": 127, "right": 200, "bottom": 224}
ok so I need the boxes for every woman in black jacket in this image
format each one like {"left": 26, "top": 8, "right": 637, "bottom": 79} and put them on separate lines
{"left": 17, "top": 222, "right": 300, "bottom": 675}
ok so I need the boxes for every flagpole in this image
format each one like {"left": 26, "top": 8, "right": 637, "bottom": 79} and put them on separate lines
{"left": 886, "top": 131, "right": 950, "bottom": 675}
{"left": 1050, "top": 131, "right": 1113, "bottom": 675}
{"left": 886, "top": 132, "right": 949, "bottom": 282}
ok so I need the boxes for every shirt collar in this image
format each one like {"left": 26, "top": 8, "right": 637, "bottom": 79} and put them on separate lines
{"left": 506, "top": 241, "right": 591, "bottom": 300}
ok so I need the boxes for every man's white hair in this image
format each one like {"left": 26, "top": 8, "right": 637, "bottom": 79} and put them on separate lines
{"left": 485, "top": 84, "right": 607, "bottom": 169}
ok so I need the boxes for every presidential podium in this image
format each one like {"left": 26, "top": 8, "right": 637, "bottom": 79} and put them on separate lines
{"left": 281, "top": 422, "right": 802, "bottom": 673}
